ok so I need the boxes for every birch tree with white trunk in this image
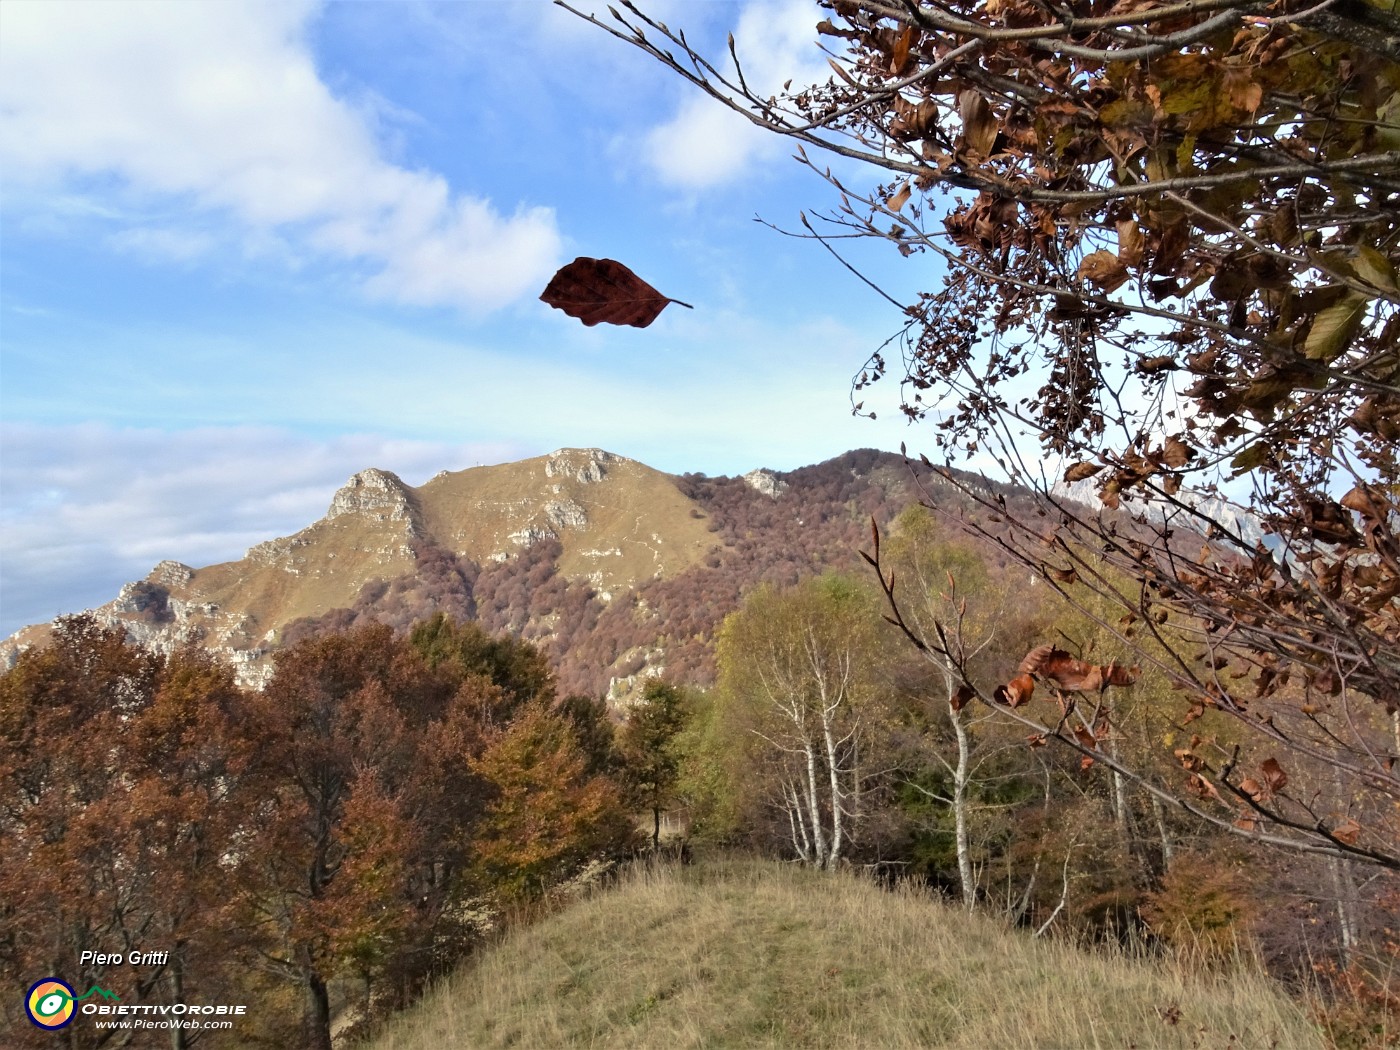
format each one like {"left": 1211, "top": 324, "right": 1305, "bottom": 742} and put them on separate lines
{"left": 876, "top": 507, "right": 1041, "bottom": 906}
{"left": 715, "top": 575, "right": 889, "bottom": 870}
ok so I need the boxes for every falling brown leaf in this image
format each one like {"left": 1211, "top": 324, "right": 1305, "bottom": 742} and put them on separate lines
{"left": 540, "top": 257, "right": 693, "bottom": 328}
{"left": 1261, "top": 757, "right": 1288, "bottom": 793}
{"left": 887, "top": 182, "right": 912, "bottom": 212}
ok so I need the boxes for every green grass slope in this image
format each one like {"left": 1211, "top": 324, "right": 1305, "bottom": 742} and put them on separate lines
{"left": 364, "top": 858, "right": 1323, "bottom": 1050}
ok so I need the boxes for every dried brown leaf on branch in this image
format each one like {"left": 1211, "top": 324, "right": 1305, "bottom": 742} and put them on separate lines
{"left": 1077, "top": 250, "right": 1130, "bottom": 292}
{"left": 1260, "top": 757, "right": 1288, "bottom": 794}
{"left": 1072, "top": 724, "right": 1099, "bottom": 768}
{"left": 993, "top": 673, "right": 1035, "bottom": 708}
{"left": 1332, "top": 818, "right": 1363, "bottom": 846}
{"left": 1064, "top": 461, "right": 1105, "bottom": 483}
{"left": 1018, "top": 645, "right": 1140, "bottom": 692}
{"left": 540, "top": 257, "right": 693, "bottom": 328}
{"left": 1102, "top": 662, "right": 1141, "bottom": 687}
{"left": 1020, "top": 646, "right": 1104, "bottom": 692}
{"left": 950, "top": 683, "right": 976, "bottom": 712}
{"left": 1187, "top": 773, "right": 1223, "bottom": 802}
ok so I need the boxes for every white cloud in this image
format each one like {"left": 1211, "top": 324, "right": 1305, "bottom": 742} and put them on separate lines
{"left": 107, "top": 226, "right": 218, "bottom": 264}
{"left": 0, "top": 0, "right": 561, "bottom": 311}
{"left": 642, "top": 0, "right": 830, "bottom": 189}
{"left": 646, "top": 99, "right": 767, "bottom": 190}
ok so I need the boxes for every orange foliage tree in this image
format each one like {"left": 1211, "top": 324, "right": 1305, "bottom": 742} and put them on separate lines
{"left": 471, "top": 701, "right": 636, "bottom": 899}
{"left": 0, "top": 617, "right": 256, "bottom": 1048}
{"left": 2, "top": 615, "right": 638, "bottom": 1049}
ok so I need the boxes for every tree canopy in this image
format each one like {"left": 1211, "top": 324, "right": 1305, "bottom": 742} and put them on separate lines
{"left": 576, "top": 0, "right": 1399, "bottom": 869}
{"left": 0, "top": 616, "right": 637, "bottom": 1048}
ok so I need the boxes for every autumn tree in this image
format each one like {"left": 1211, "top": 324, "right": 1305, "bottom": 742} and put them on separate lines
{"left": 617, "top": 680, "right": 692, "bottom": 850}
{"left": 0, "top": 618, "right": 255, "bottom": 1048}
{"left": 409, "top": 611, "right": 554, "bottom": 719}
{"left": 714, "top": 575, "right": 893, "bottom": 869}
{"left": 470, "top": 701, "right": 636, "bottom": 898}
{"left": 1, "top": 613, "right": 641, "bottom": 1048}
{"left": 876, "top": 508, "right": 1049, "bottom": 904}
{"left": 239, "top": 623, "right": 493, "bottom": 1050}
{"left": 576, "top": 0, "right": 1400, "bottom": 870}
{"left": 553, "top": 692, "right": 620, "bottom": 777}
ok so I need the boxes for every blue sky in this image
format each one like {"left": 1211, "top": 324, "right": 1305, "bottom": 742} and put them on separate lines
{"left": 0, "top": 0, "right": 937, "bottom": 637}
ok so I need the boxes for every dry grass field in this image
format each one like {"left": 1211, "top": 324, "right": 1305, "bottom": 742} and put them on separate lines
{"left": 362, "top": 856, "right": 1324, "bottom": 1050}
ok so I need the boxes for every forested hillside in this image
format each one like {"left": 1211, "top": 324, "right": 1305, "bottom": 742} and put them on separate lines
{"left": 281, "top": 449, "right": 1036, "bottom": 698}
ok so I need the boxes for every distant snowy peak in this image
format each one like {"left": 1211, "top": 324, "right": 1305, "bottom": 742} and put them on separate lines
{"left": 1051, "top": 477, "right": 1270, "bottom": 552}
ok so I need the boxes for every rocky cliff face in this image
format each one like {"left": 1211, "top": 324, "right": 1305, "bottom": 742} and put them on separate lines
{"left": 742, "top": 468, "right": 788, "bottom": 498}
{"left": 326, "top": 468, "right": 421, "bottom": 525}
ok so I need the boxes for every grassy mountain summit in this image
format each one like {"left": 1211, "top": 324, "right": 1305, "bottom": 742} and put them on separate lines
{"left": 364, "top": 857, "right": 1323, "bottom": 1050}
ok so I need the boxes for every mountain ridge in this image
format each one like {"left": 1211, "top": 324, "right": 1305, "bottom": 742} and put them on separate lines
{"left": 2, "top": 448, "right": 936, "bottom": 696}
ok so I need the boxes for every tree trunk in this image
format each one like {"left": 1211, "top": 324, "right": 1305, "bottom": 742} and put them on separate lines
{"left": 168, "top": 952, "right": 188, "bottom": 1050}
{"left": 822, "top": 708, "right": 845, "bottom": 869}
{"left": 803, "top": 739, "right": 828, "bottom": 868}
{"left": 950, "top": 705, "right": 975, "bottom": 908}
{"left": 786, "top": 781, "right": 812, "bottom": 862}
{"left": 1104, "top": 733, "right": 1130, "bottom": 843}
{"left": 1150, "top": 793, "right": 1173, "bottom": 870}
{"left": 304, "top": 969, "right": 333, "bottom": 1050}
{"left": 652, "top": 805, "right": 661, "bottom": 852}
{"left": 1328, "top": 854, "right": 1359, "bottom": 967}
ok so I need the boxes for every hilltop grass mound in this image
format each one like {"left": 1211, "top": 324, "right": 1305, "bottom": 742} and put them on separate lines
{"left": 363, "top": 856, "right": 1323, "bottom": 1050}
